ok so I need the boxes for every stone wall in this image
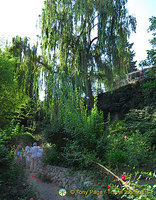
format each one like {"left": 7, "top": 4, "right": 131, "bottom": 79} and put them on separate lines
{"left": 97, "top": 77, "right": 156, "bottom": 121}
{"left": 38, "top": 162, "right": 105, "bottom": 200}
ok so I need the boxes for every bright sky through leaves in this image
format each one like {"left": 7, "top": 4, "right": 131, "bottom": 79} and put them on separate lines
{"left": 127, "top": 0, "right": 156, "bottom": 66}
{"left": 0, "top": 0, "right": 155, "bottom": 66}
{"left": 0, "top": 0, "right": 43, "bottom": 46}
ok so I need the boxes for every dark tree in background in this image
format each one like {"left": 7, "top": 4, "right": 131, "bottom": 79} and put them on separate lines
{"left": 127, "top": 42, "right": 137, "bottom": 73}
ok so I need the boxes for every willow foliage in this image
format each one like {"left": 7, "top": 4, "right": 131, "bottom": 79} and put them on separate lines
{"left": 0, "top": 36, "right": 41, "bottom": 129}
{"left": 0, "top": 52, "right": 17, "bottom": 127}
{"left": 41, "top": 0, "right": 136, "bottom": 111}
{"left": 8, "top": 36, "right": 40, "bottom": 99}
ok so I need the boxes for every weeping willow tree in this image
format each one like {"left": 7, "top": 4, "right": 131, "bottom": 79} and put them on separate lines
{"left": 7, "top": 36, "right": 40, "bottom": 99}
{"left": 40, "top": 0, "right": 136, "bottom": 112}
{"left": 3, "top": 36, "right": 41, "bottom": 131}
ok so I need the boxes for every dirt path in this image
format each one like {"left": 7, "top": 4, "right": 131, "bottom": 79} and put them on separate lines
{"left": 26, "top": 170, "right": 74, "bottom": 200}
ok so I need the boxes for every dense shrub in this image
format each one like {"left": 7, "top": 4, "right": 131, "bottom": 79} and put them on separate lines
{"left": 40, "top": 80, "right": 156, "bottom": 173}
{"left": 125, "top": 107, "right": 156, "bottom": 161}
{"left": 42, "top": 146, "right": 66, "bottom": 166}
{"left": 41, "top": 122, "right": 69, "bottom": 151}
{"left": 0, "top": 144, "right": 36, "bottom": 200}
{"left": 0, "top": 120, "right": 35, "bottom": 146}
{"left": 0, "top": 120, "right": 37, "bottom": 200}
{"left": 109, "top": 170, "right": 156, "bottom": 200}
{"left": 103, "top": 107, "right": 155, "bottom": 169}
{"left": 42, "top": 105, "right": 155, "bottom": 171}
{"left": 41, "top": 100, "right": 104, "bottom": 153}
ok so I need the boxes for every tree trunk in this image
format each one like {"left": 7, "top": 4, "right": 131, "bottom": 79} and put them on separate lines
{"left": 87, "top": 77, "right": 94, "bottom": 111}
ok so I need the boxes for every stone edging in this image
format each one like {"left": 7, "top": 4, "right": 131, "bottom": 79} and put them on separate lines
{"left": 38, "top": 162, "right": 104, "bottom": 200}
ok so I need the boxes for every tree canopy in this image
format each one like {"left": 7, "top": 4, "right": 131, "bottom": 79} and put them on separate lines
{"left": 0, "top": 37, "right": 41, "bottom": 129}
{"left": 40, "top": 0, "right": 136, "bottom": 110}
{"left": 139, "top": 16, "right": 156, "bottom": 67}
{"left": 0, "top": 51, "right": 17, "bottom": 127}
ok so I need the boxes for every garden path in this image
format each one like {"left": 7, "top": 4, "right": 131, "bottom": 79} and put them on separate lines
{"left": 26, "top": 170, "right": 74, "bottom": 200}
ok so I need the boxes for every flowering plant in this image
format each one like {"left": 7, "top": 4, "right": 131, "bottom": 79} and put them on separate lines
{"left": 121, "top": 174, "right": 125, "bottom": 180}
{"left": 109, "top": 170, "right": 156, "bottom": 199}
{"left": 71, "top": 150, "right": 75, "bottom": 154}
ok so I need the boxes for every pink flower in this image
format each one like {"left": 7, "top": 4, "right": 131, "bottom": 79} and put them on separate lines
{"left": 126, "top": 180, "right": 129, "bottom": 184}
{"left": 36, "top": 179, "right": 39, "bottom": 181}
{"left": 30, "top": 198, "right": 34, "bottom": 200}
{"left": 107, "top": 185, "right": 110, "bottom": 189}
{"left": 71, "top": 150, "right": 75, "bottom": 154}
{"left": 31, "top": 174, "right": 34, "bottom": 177}
{"left": 121, "top": 175, "right": 125, "bottom": 180}
{"left": 124, "top": 136, "right": 127, "bottom": 139}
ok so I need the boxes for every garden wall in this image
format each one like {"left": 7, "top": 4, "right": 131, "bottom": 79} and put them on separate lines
{"left": 38, "top": 162, "right": 104, "bottom": 200}
{"left": 97, "top": 77, "right": 156, "bottom": 121}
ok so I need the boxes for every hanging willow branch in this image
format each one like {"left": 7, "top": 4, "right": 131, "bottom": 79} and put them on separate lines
{"left": 40, "top": 0, "right": 136, "bottom": 113}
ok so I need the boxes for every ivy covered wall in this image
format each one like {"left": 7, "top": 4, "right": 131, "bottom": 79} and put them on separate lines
{"left": 97, "top": 77, "right": 156, "bottom": 120}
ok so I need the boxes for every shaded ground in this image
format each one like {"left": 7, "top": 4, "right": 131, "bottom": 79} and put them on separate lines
{"left": 26, "top": 170, "right": 74, "bottom": 200}
{"left": 25, "top": 167, "right": 156, "bottom": 200}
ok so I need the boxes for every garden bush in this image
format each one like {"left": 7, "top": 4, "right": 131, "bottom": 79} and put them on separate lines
{"left": 104, "top": 124, "right": 154, "bottom": 168}
{"left": 0, "top": 120, "right": 35, "bottom": 147}
{"left": 0, "top": 144, "right": 36, "bottom": 200}
{"left": 41, "top": 105, "right": 155, "bottom": 171}
{"left": 42, "top": 145, "right": 66, "bottom": 166}
{"left": 108, "top": 170, "right": 156, "bottom": 200}
{"left": 41, "top": 99, "right": 104, "bottom": 165}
